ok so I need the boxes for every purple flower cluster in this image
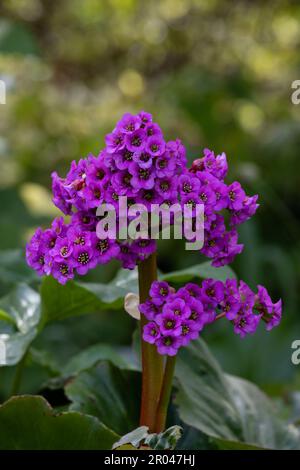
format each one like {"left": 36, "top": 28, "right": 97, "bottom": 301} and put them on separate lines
{"left": 180, "top": 149, "right": 259, "bottom": 266}
{"left": 26, "top": 111, "right": 258, "bottom": 283}
{"left": 140, "top": 279, "right": 282, "bottom": 355}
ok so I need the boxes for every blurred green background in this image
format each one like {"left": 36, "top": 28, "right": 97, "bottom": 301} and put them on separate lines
{"left": 0, "top": 0, "right": 299, "bottom": 397}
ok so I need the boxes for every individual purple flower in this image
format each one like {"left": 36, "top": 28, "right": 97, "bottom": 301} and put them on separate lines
{"left": 71, "top": 211, "right": 97, "bottom": 230}
{"left": 227, "top": 182, "right": 246, "bottom": 211}
{"left": 51, "top": 172, "right": 72, "bottom": 215}
{"left": 149, "top": 281, "right": 172, "bottom": 306}
{"left": 105, "top": 129, "right": 125, "bottom": 154}
{"left": 26, "top": 228, "right": 48, "bottom": 276}
{"left": 133, "top": 151, "right": 153, "bottom": 169}
{"left": 126, "top": 129, "right": 146, "bottom": 152}
{"left": 156, "top": 335, "right": 182, "bottom": 356}
{"left": 264, "top": 300, "right": 282, "bottom": 331}
{"left": 114, "top": 150, "right": 134, "bottom": 170}
{"left": 139, "top": 111, "right": 152, "bottom": 127}
{"left": 155, "top": 177, "right": 177, "bottom": 199}
{"left": 131, "top": 239, "right": 156, "bottom": 256}
{"left": 144, "top": 122, "right": 163, "bottom": 138}
{"left": 117, "top": 112, "right": 142, "bottom": 134}
{"left": 139, "top": 299, "right": 161, "bottom": 321}
{"left": 155, "top": 154, "right": 176, "bottom": 178}
{"left": 50, "top": 237, "right": 73, "bottom": 262}
{"left": 201, "top": 279, "right": 224, "bottom": 306}
{"left": 233, "top": 312, "right": 261, "bottom": 338}
{"left": 145, "top": 136, "right": 165, "bottom": 157}
{"left": 136, "top": 188, "right": 161, "bottom": 209}
{"left": 79, "top": 181, "right": 104, "bottom": 209}
{"left": 239, "top": 280, "right": 255, "bottom": 313}
{"left": 220, "top": 295, "right": 240, "bottom": 320}
{"left": 117, "top": 242, "right": 139, "bottom": 270}
{"left": 156, "top": 312, "right": 182, "bottom": 336}
{"left": 72, "top": 244, "right": 98, "bottom": 275}
{"left": 211, "top": 230, "right": 244, "bottom": 267}
{"left": 230, "top": 195, "right": 259, "bottom": 226}
{"left": 111, "top": 170, "right": 136, "bottom": 195}
{"left": 179, "top": 319, "right": 200, "bottom": 346}
{"left": 86, "top": 154, "right": 110, "bottom": 186}
{"left": 178, "top": 282, "right": 203, "bottom": 300}
{"left": 166, "top": 139, "right": 187, "bottom": 170}
{"left": 129, "top": 163, "right": 155, "bottom": 190}
{"left": 47, "top": 257, "right": 75, "bottom": 285}
{"left": 189, "top": 297, "right": 213, "bottom": 327}
{"left": 162, "top": 296, "right": 191, "bottom": 320}
{"left": 91, "top": 234, "right": 120, "bottom": 264}
{"left": 179, "top": 173, "right": 200, "bottom": 195}
{"left": 143, "top": 322, "right": 161, "bottom": 344}
{"left": 256, "top": 285, "right": 282, "bottom": 331}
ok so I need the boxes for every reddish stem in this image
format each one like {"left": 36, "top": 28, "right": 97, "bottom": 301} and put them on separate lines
{"left": 138, "top": 252, "right": 164, "bottom": 432}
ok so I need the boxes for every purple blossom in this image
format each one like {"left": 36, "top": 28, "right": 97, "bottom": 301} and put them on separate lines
{"left": 149, "top": 281, "right": 172, "bottom": 306}
{"left": 115, "top": 150, "right": 134, "bottom": 170}
{"left": 201, "top": 279, "right": 224, "bottom": 306}
{"left": 133, "top": 151, "right": 153, "bottom": 169}
{"left": 143, "top": 322, "right": 161, "bottom": 344}
{"left": 73, "top": 244, "right": 98, "bottom": 275}
{"left": 139, "top": 299, "right": 161, "bottom": 321}
{"left": 145, "top": 136, "right": 165, "bottom": 157}
{"left": 125, "top": 129, "right": 146, "bottom": 152}
{"left": 105, "top": 129, "right": 125, "bottom": 154}
{"left": 129, "top": 163, "right": 155, "bottom": 190}
{"left": 156, "top": 312, "right": 182, "bottom": 336}
{"left": 227, "top": 182, "right": 246, "bottom": 211}
{"left": 156, "top": 335, "right": 182, "bottom": 356}
{"left": 117, "top": 113, "right": 141, "bottom": 134}
{"left": 233, "top": 313, "right": 261, "bottom": 338}
{"left": 162, "top": 297, "right": 191, "bottom": 320}
{"left": 155, "top": 154, "right": 176, "bottom": 178}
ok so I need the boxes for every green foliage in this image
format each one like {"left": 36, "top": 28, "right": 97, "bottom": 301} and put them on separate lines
{"left": 175, "top": 339, "right": 300, "bottom": 449}
{"left": 65, "top": 362, "right": 141, "bottom": 435}
{"left": 0, "top": 396, "right": 118, "bottom": 450}
{"left": 0, "top": 284, "right": 40, "bottom": 365}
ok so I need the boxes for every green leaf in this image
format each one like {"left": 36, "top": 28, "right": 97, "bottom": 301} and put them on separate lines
{"left": 162, "top": 261, "right": 236, "bottom": 283}
{"left": 112, "top": 425, "right": 182, "bottom": 450}
{"left": 0, "top": 284, "right": 40, "bottom": 366}
{"left": 40, "top": 269, "right": 138, "bottom": 324}
{"left": 0, "top": 249, "right": 38, "bottom": 288}
{"left": 175, "top": 338, "right": 300, "bottom": 449}
{"left": 0, "top": 395, "right": 118, "bottom": 450}
{"left": 65, "top": 361, "right": 141, "bottom": 435}
{"left": 62, "top": 343, "right": 136, "bottom": 377}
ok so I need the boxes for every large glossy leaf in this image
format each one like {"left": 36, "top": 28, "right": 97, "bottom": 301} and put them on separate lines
{"left": 65, "top": 361, "right": 141, "bottom": 436}
{"left": 62, "top": 343, "right": 135, "bottom": 376}
{"left": 40, "top": 269, "right": 138, "bottom": 325}
{"left": 0, "top": 395, "right": 118, "bottom": 450}
{"left": 175, "top": 338, "right": 300, "bottom": 449}
{"left": 0, "top": 249, "right": 38, "bottom": 288}
{"left": 0, "top": 284, "right": 40, "bottom": 366}
{"left": 162, "top": 261, "right": 236, "bottom": 283}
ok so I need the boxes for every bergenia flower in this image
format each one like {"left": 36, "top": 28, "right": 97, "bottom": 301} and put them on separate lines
{"left": 140, "top": 279, "right": 282, "bottom": 356}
